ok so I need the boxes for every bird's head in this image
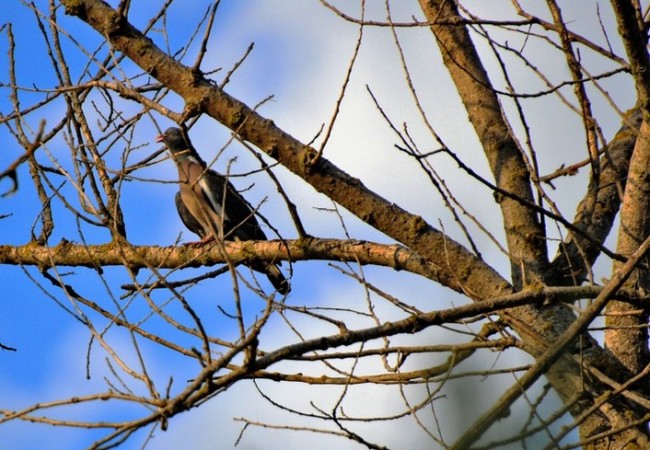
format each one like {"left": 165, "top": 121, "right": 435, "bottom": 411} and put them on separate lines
{"left": 157, "top": 127, "right": 189, "bottom": 156}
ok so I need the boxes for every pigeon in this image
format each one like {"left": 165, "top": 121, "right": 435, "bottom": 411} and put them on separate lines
{"left": 157, "top": 127, "right": 290, "bottom": 294}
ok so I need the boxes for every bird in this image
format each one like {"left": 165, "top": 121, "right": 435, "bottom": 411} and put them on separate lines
{"left": 157, "top": 127, "right": 290, "bottom": 294}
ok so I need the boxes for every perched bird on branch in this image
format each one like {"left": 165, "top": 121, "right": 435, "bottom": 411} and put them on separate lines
{"left": 157, "top": 127, "right": 290, "bottom": 294}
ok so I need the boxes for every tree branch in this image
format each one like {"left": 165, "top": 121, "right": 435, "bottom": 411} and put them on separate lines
{"left": 0, "top": 239, "right": 440, "bottom": 280}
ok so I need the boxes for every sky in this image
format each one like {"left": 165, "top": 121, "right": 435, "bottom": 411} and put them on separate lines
{"left": 0, "top": 1, "right": 639, "bottom": 449}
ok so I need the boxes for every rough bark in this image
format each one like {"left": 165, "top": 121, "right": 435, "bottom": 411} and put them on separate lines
{"left": 604, "top": 3, "right": 650, "bottom": 442}
{"left": 550, "top": 108, "right": 641, "bottom": 285}
{"left": 607, "top": 119, "right": 650, "bottom": 377}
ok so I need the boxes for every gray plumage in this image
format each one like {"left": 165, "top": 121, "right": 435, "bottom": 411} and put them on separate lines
{"left": 157, "top": 127, "right": 290, "bottom": 294}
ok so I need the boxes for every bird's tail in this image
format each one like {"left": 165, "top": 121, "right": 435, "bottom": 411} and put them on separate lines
{"left": 263, "top": 263, "right": 290, "bottom": 295}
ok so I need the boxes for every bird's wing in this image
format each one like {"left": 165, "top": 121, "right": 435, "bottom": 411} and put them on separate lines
{"left": 175, "top": 191, "right": 205, "bottom": 238}
{"left": 197, "top": 169, "right": 226, "bottom": 222}
{"left": 200, "top": 170, "right": 268, "bottom": 241}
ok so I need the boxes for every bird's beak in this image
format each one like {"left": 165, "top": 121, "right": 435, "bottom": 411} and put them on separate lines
{"left": 156, "top": 134, "right": 165, "bottom": 143}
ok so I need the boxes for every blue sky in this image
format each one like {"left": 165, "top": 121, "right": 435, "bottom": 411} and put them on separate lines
{"left": 0, "top": 1, "right": 638, "bottom": 449}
